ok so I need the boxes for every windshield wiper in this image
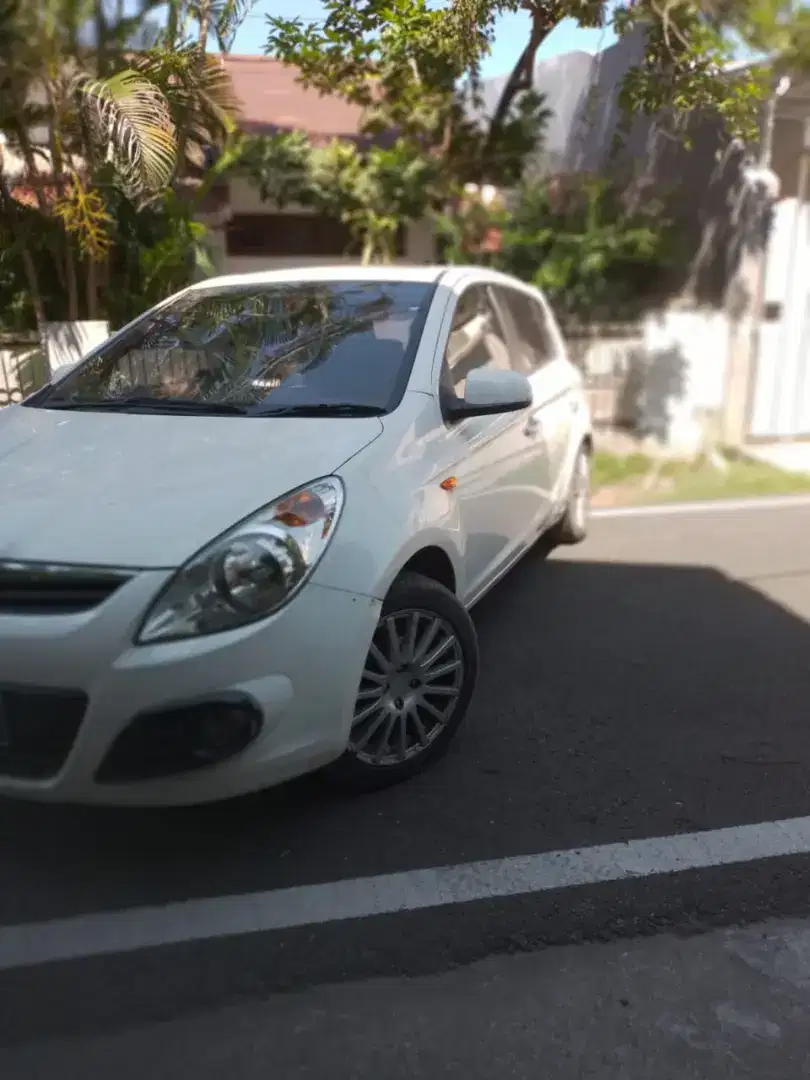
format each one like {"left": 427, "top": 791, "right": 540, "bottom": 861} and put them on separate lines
{"left": 43, "top": 395, "right": 248, "bottom": 416}
{"left": 255, "top": 403, "right": 386, "bottom": 417}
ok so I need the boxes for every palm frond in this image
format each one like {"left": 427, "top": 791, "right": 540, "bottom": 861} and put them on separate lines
{"left": 79, "top": 70, "right": 177, "bottom": 199}
{"left": 133, "top": 45, "right": 242, "bottom": 164}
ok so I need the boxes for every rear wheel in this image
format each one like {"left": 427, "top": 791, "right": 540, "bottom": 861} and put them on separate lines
{"left": 546, "top": 443, "right": 591, "bottom": 547}
{"left": 324, "top": 572, "right": 479, "bottom": 793}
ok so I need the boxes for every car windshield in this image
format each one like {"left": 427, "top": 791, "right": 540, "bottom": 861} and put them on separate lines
{"left": 30, "top": 280, "right": 436, "bottom": 416}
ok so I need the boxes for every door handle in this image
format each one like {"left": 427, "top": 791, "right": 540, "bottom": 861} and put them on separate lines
{"left": 524, "top": 411, "right": 542, "bottom": 437}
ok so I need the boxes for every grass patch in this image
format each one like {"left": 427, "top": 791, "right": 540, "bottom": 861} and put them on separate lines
{"left": 592, "top": 451, "right": 652, "bottom": 488}
{"left": 592, "top": 448, "right": 810, "bottom": 507}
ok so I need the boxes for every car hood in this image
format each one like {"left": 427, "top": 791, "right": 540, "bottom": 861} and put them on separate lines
{"left": 0, "top": 405, "right": 382, "bottom": 568}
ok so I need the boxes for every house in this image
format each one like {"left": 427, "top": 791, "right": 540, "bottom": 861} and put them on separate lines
{"left": 494, "top": 29, "right": 810, "bottom": 448}
{"left": 202, "top": 55, "right": 436, "bottom": 276}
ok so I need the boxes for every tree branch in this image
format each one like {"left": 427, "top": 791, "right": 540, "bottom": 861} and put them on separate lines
{"left": 487, "top": 3, "right": 560, "bottom": 147}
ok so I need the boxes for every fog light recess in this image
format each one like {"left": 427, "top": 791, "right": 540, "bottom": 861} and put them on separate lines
{"left": 95, "top": 698, "right": 263, "bottom": 783}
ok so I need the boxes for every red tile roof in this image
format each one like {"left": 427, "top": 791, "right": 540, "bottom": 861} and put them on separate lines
{"left": 219, "top": 55, "right": 365, "bottom": 140}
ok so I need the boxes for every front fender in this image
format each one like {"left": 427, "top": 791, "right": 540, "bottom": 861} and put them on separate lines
{"left": 311, "top": 396, "right": 468, "bottom": 600}
{"left": 313, "top": 475, "right": 466, "bottom": 601}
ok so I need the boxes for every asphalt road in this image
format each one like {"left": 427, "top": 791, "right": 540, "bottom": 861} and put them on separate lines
{"left": 5, "top": 498, "right": 810, "bottom": 1075}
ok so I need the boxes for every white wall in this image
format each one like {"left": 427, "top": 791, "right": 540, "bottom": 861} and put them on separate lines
{"left": 44, "top": 321, "right": 109, "bottom": 375}
{"left": 575, "top": 310, "right": 732, "bottom": 453}
{"left": 637, "top": 309, "right": 731, "bottom": 453}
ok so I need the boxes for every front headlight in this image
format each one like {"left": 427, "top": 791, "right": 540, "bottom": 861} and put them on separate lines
{"left": 136, "top": 477, "right": 344, "bottom": 644}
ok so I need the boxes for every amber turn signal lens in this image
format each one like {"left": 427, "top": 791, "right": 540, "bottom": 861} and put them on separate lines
{"left": 273, "top": 490, "right": 326, "bottom": 528}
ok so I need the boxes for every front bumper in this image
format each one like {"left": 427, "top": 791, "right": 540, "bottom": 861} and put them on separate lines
{"left": 0, "top": 573, "right": 381, "bottom": 806}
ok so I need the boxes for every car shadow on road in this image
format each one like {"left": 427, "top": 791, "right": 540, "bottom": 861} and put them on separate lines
{"left": 3, "top": 549, "right": 810, "bottom": 921}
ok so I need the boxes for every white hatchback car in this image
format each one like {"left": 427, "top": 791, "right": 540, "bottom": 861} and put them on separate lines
{"left": 0, "top": 265, "right": 591, "bottom": 806}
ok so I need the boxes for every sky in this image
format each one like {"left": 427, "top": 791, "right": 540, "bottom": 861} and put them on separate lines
{"left": 229, "top": 4, "right": 619, "bottom": 77}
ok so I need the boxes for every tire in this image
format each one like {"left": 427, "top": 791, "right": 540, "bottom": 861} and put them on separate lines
{"left": 323, "top": 572, "right": 479, "bottom": 793}
{"left": 546, "top": 442, "right": 591, "bottom": 547}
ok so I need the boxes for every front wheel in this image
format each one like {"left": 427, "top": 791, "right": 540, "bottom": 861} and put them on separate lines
{"left": 323, "top": 572, "right": 479, "bottom": 793}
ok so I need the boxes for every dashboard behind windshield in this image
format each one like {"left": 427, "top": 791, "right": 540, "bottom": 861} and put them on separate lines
{"left": 29, "top": 280, "right": 437, "bottom": 415}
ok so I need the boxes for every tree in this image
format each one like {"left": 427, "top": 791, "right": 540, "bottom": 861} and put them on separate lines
{"left": 266, "top": 0, "right": 549, "bottom": 189}
{"left": 455, "top": 1, "right": 810, "bottom": 148}
{"left": 0, "top": 0, "right": 247, "bottom": 334}
{"left": 239, "top": 131, "right": 448, "bottom": 264}
{"left": 492, "top": 174, "right": 676, "bottom": 320}
{"left": 269, "top": 1, "right": 810, "bottom": 175}
{"left": 259, "top": 0, "right": 810, "bottom": 275}
{"left": 258, "top": 0, "right": 551, "bottom": 261}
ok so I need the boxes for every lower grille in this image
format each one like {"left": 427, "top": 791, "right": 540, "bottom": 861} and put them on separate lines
{"left": 0, "top": 687, "right": 88, "bottom": 779}
{"left": 0, "top": 563, "right": 131, "bottom": 615}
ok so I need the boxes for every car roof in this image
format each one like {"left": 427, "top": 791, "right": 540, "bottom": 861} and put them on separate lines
{"left": 191, "top": 264, "right": 449, "bottom": 292}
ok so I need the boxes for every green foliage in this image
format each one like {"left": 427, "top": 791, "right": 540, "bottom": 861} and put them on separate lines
{"left": 266, "top": 0, "right": 465, "bottom": 142}
{"left": 309, "top": 140, "right": 444, "bottom": 263}
{"left": 0, "top": 0, "right": 250, "bottom": 327}
{"left": 0, "top": 203, "right": 89, "bottom": 328}
{"left": 433, "top": 191, "right": 508, "bottom": 266}
{"left": 132, "top": 42, "right": 243, "bottom": 170}
{"left": 238, "top": 131, "right": 313, "bottom": 207}
{"left": 262, "top": 0, "right": 552, "bottom": 260}
{"left": 438, "top": 176, "right": 676, "bottom": 322}
{"left": 78, "top": 70, "right": 179, "bottom": 201}
{"left": 237, "top": 131, "right": 446, "bottom": 264}
{"left": 0, "top": 221, "right": 41, "bottom": 332}
{"left": 501, "top": 178, "right": 676, "bottom": 320}
{"left": 265, "top": 0, "right": 550, "bottom": 185}
{"left": 98, "top": 188, "right": 211, "bottom": 327}
{"left": 450, "top": 1, "right": 810, "bottom": 146}
{"left": 262, "top": 0, "right": 810, "bottom": 276}
{"left": 614, "top": 4, "right": 771, "bottom": 146}
{"left": 452, "top": 90, "right": 552, "bottom": 188}
{"left": 1, "top": 2, "right": 181, "bottom": 203}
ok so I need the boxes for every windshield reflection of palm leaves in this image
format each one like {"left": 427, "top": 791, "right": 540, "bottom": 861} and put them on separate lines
{"left": 259, "top": 289, "right": 396, "bottom": 379}
{"left": 274, "top": 319, "right": 371, "bottom": 377}
{"left": 134, "top": 286, "right": 396, "bottom": 404}
{"left": 181, "top": 294, "right": 274, "bottom": 401}
{"left": 295, "top": 290, "right": 395, "bottom": 372}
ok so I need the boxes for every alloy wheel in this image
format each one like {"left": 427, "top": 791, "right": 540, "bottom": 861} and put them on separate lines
{"left": 350, "top": 609, "right": 465, "bottom": 766}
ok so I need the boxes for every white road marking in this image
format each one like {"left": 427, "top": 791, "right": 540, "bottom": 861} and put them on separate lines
{"left": 593, "top": 494, "right": 810, "bottom": 519}
{"left": 3, "top": 815, "right": 810, "bottom": 970}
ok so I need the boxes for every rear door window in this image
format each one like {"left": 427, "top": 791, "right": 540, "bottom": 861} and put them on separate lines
{"left": 493, "top": 286, "right": 559, "bottom": 375}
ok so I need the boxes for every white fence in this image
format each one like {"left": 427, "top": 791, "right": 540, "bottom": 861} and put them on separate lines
{"left": 565, "top": 309, "right": 732, "bottom": 454}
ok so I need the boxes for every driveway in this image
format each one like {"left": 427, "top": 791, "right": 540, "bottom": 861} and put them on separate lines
{"left": 4, "top": 498, "right": 810, "bottom": 1074}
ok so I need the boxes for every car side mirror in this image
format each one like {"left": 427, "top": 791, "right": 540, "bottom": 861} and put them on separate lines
{"left": 444, "top": 368, "right": 533, "bottom": 421}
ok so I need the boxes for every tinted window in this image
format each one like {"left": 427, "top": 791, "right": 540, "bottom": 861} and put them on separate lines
{"left": 495, "top": 286, "right": 557, "bottom": 374}
{"left": 442, "top": 285, "right": 511, "bottom": 398}
{"left": 33, "top": 281, "right": 435, "bottom": 415}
